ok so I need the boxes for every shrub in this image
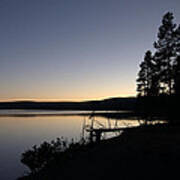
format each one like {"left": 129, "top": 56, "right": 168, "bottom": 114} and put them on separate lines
{"left": 21, "top": 137, "right": 87, "bottom": 174}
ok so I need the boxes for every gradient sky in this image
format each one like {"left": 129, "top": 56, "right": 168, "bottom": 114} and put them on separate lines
{"left": 0, "top": 0, "right": 180, "bottom": 101}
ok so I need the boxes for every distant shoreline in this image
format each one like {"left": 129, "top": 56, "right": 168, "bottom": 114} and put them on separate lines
{"left": 0, "top": 97, "right": 137, "bottom": 111}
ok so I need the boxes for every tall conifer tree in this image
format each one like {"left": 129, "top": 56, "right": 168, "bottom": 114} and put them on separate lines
{"left": 154, "top": 12, "right": 176, "bottom": 94}
{"left": 137, "top": 51, "right": 155, "bottom": 96}
{"left": 173, "top": 25, "right": 180, "bottom": 94}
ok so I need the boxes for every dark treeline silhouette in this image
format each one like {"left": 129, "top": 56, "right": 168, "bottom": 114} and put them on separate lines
{"left": 137, "top": 12, "right": 180, "bottom": 96}
{"left": 0, "top": 97, "right": 136, "bottom": 111}
{"left": 136, "top": 12, "right": 180, "bottom": 123}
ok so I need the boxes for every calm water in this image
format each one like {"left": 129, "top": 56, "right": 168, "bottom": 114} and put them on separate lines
{"left": 0, "top": 110, "right": 140, "bottom": 180}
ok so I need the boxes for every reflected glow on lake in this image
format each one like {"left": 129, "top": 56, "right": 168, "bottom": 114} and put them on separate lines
{"left": 0, "top": 110, "right": 140, "bottom": 180}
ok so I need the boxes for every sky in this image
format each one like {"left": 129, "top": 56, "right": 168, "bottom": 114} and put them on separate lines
{"left": 0, "top": 0, "right": 180, "bottom": 101}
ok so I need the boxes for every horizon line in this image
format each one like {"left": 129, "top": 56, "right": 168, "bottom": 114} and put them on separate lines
{"left": 0, "top": 95, "right": 136, "bottom": 103}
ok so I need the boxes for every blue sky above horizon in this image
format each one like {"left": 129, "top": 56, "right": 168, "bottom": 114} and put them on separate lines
{"left": 0, "top": 0, "right": 180, "bottom": 101}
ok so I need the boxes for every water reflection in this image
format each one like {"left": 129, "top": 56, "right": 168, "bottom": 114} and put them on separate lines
{"left": 0, "top": 110, "right": 163, "bottom": 180}
{"left": 0, "top": 114, "right": 86, "bottom": 180}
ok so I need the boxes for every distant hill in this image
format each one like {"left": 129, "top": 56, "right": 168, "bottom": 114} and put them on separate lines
{"left": 0, "top": 97, "right": 137, "bottom": 110}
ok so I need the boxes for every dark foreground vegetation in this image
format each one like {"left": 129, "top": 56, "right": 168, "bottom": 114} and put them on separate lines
{"left": 18, "top": 124, "right": 180, "bottom": 180}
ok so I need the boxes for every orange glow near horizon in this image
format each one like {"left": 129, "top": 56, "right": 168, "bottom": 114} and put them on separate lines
{"left": 0, "top": 93, "right": 136, "bottom": 102}
{"left": 0, "top": 82, "right": 137, "bottom": 102}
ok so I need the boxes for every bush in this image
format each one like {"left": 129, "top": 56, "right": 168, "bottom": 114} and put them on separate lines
{"left": 21, "top": 137, "right": 87, "bottom": 174}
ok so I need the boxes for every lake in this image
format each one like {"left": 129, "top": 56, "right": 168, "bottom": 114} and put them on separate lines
{"left": 0, "top": 110, "right": 140, "bottom": 180}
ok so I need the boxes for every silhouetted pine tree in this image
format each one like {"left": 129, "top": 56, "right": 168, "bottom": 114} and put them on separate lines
{"left": 174, "top": 25, "right": 180, "bottom": 56}
{"left": 137, "top": 60, "right": 147, "bottom": 96}
{"left": 137, "top": 50, "right": 156, "bottom": 96}
{"left": 149, "top": 53, "right": 160, "bottom": 96}
{"left": 174, "top": 56, "right": 180, "bottom": 95}
{"left": 154, "top": 12, "right": 177, "bottom": 95}
{"left": 173, "top": 25, "right": 180, "bottom": 95}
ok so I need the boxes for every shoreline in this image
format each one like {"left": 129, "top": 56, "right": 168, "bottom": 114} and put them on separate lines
{"left": 18, "top": 123, "right": 180, "bottom": 180}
